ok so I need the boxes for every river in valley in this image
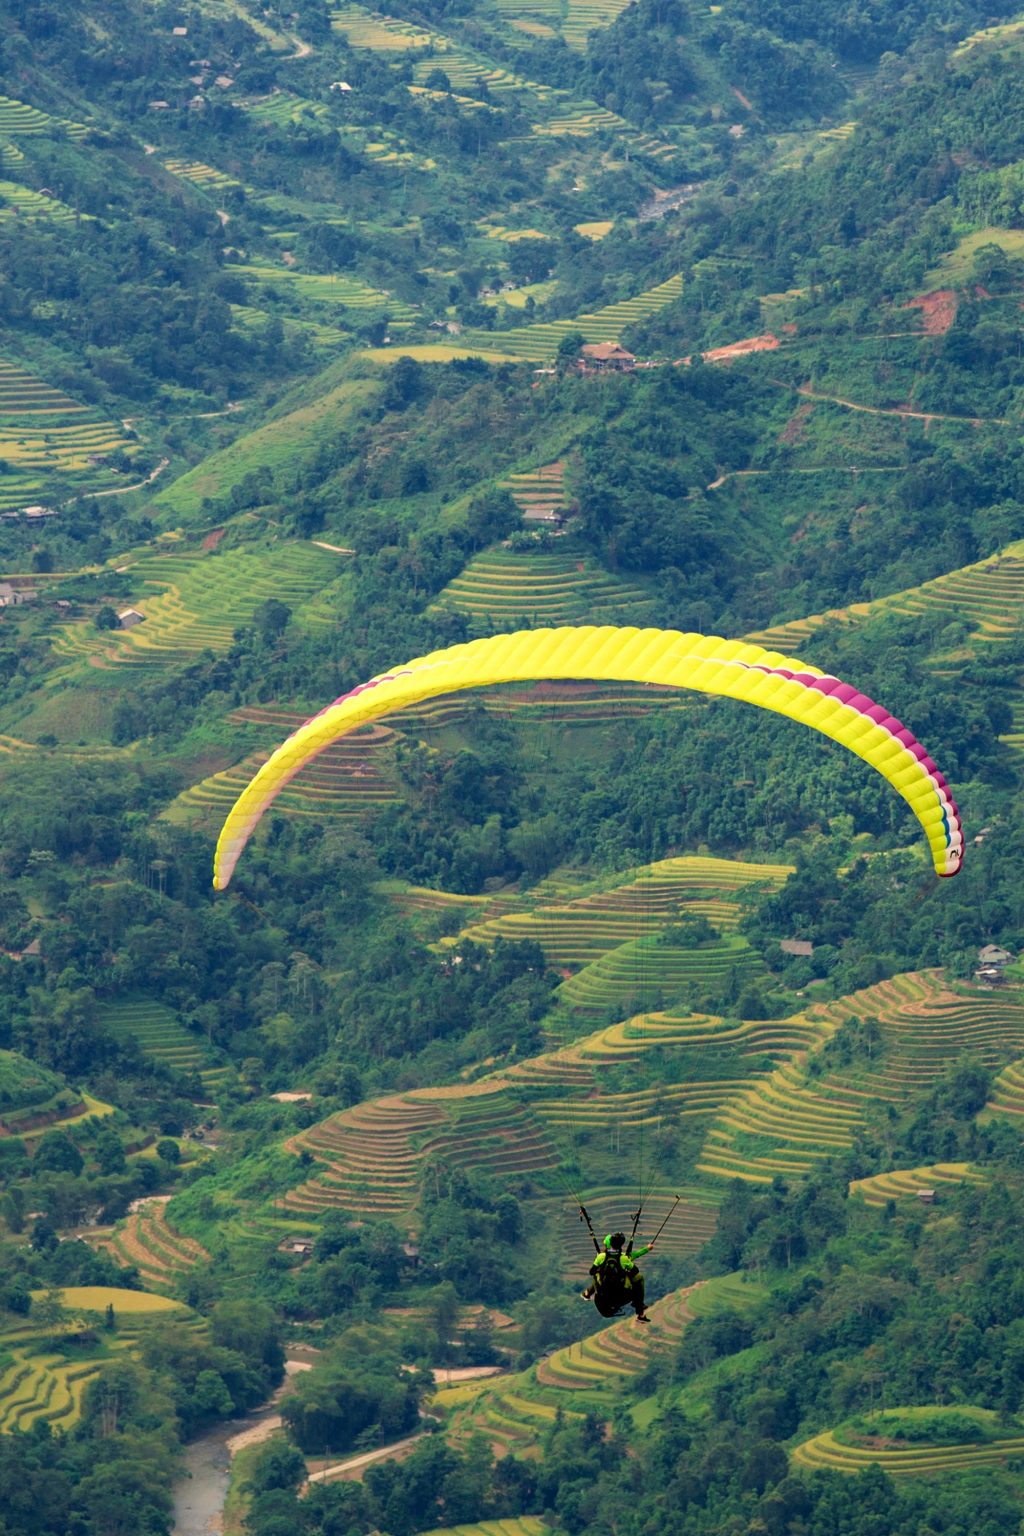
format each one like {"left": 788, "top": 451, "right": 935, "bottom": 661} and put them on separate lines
{"left": 171, "top": 1358, "right": 308, "bottom": 1536}
{"left": 172, "top": 1416, "right": 237, "bottom": 1536}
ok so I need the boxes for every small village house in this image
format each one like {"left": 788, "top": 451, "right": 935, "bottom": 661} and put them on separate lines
{"left": 580, "top": 341, "right": 635, "bottom": 372}
{"left": 0, "top": 582, "right": 37, "bottom": 607}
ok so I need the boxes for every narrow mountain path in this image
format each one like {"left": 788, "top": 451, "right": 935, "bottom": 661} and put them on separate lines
{"left": 777, "top": 380, "right": 1010, "bottom": 427}
{"left": 88, "top": 456, "right": 170, "bottom": 499}
{"left": 706, "top": 465, "right": 902, "bottom": 491}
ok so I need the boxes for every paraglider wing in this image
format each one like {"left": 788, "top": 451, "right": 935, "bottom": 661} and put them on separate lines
{"left": 213, "top": 626, "right": 963, "bottom": 890}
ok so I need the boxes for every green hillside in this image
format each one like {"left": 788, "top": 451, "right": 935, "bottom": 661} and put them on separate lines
{"left": 6, "top": 1, "right": 1024, "bottom": 1535}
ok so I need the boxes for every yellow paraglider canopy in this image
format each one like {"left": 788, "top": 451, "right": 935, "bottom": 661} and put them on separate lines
{"left": 213, "top": 626, "right": 963, "bottom": 890}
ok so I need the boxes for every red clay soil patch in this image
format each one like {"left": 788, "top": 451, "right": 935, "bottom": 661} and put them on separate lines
{"left": 905, "top": 290, "right": 958, "bottom": 335}
{"left": 702, "top": 333, "right": 779, "bottom": 363}
{"left": 782, "top": 321, "right": 798, "bottom": 335}
{"left": 202, "top": 526, "right": 226, "bottom": 550}
{"left": 731, "top": 85, "right": 754, "bottom": 112}
{"left": 677, "top": 333, "right": 780, "bottom": 367}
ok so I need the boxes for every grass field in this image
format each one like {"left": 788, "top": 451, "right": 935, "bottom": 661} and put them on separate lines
{"left": 45, "top": 1286, "right": 184, "bottom": 1313}
{"left": 420, "top": 1521, "right": 547, "bottom": 1536}
{"left": 155, "top": 378, "right": 376, "bottom": 516}
{"left": 925, "top": 226, "right": 1024, "bottom": 287}
{"left": 363, "top": 344, "right": 524, "bottom": 364}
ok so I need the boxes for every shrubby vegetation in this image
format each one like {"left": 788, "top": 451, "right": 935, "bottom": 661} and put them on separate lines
{"left": 5, "top": 0, "right": 1024, "bottom": 1532}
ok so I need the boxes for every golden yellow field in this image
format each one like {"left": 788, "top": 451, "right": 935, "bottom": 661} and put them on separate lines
{"left": 39, "top": 1286, "right": 185, "bottom": 1313}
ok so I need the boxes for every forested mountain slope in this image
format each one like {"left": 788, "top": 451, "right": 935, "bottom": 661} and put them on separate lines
{"left": 4, "top": 2, "right": 1024, "bottom": 1534}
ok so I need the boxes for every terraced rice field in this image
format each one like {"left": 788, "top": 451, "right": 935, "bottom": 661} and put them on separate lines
{"left": 90, "top": 1199, "right": 211, "bottom": 1291}
{"left": 52, "top": 542, "right": 339, "bottom": 668}
{"left": 793, "top": 1410, "right": 1024, "bottom": 1475}
{"left": 440, "top": 1278, "right": 721, "bottom": 1452}
{"left": 98, "top": 998, "right": 229, "bottom": 1091}
{"left": 0, "top": 1346, "right": 107, "bottom": 1433}
{"left": 698, "top": 972, "right": 1024, "bottom": 1183}
{"left": 422, "top": 1522, "right": 546, "bottom": 1536}
{"left": 230, "top": 261, "right": 417, "bottom": 316}
{"left": 163, "top": 157, "right": 240, "bottom": 189}
{"left": 409, "top": 84, "right": 496, "bottom": 112}
{"left": 828, "top": 971, "right": 1024, "bottom": 1098}
{"left": 539, "top": 1282, "right": 697, "bottom": 1388}
{"left": 539, "top": 1185, "right": 720, "bottom": 1269}
{"left": 237, "top": 90, "right": 329, "bottom": 125}
{"left": 431, "top": 545, "right": 655, "bottom": 625}
{"left": 332, "top": 4, "right": 441, "bottom": 48}
{"left": 459, "top": 275, "right": 683, "bottom": 361}
{"left": 986, "top": 1056, "right": 1024, "bottom": 1117}
{"left": 529, "top": 1274, "right": 762, "bottom": 1397}
{"left": 231, "top": 302, "right": 349, "bottom": 348}
{"left": 386, "top": 679, "right": 699, "bottom": 734}
{"left": 0, "top": 361, "right": 87, "bottom": 418}
{"left": 338, "top": 124, "right": 435, "bottom": 171}
{"left": 412, "top": 52, "right": 561, "bottom": 103}
{"left": 0, "top": 180, "right": 76, "bottom": 222}
{"left": 487, "top": 0, "right": 630, "bottom": 50}
{"left": 0, "top": 94, "right": 88, "bottom": 138}
{"left": 0, "top": 1293, "right": 188, "bottom": 1433}
{"left": 849, "top": 1162, "right": 986, "bottom": 1206}
{"left": 456, "top": 855, "right": 791, "bottom": 970}
{"left": 560, "top": 0, "right": 632, "bottom": 47}
{"left": 501, "top": 459, "right": 571, "bottom": 522}
{"left": 748, "top": 540, "right": 1024, "bottom": 653}
{"left": 0, "top": 358, "right": 136, "bottom": 510}
{"left": 280, "top": 888, "right": 796, "bottom": 1223}
{"left": 170, "top": 717, "right": 399, "bottom": 824}
{"left": 281, "top": 1082, "right": 559, "bottom": 1216}
{"left": 556, "top": 933, "right": 762, "bottom": 1019}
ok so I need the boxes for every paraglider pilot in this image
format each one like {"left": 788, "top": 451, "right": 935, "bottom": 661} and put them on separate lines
{"left": 582, "top": 1232, "right": 651, "bottom": 1323}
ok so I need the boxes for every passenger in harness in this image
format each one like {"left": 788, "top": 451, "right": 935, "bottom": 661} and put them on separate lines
{"left": 581, "top": 1231, "right": 651, "bottom": 1323}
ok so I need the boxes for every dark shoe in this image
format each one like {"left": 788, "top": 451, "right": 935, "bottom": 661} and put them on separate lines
{"left": 635, "top": 1312, "right": 650, "bottom": 1324}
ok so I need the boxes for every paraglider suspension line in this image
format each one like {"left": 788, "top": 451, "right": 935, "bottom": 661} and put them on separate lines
{"left": 648, "top": 1194, "right": 681, "bottom": 1248}
{"left": 579, "top": 1202, "right": 600, "bottom": 1253}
